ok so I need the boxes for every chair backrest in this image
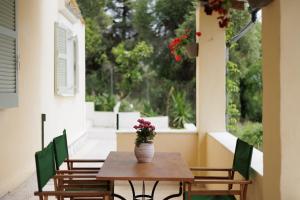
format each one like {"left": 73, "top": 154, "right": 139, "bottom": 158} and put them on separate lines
{"left": 232, "top": 138, "right": 253, "bottom": 180}
{"left": 53, "top": 129, "right": 69, "bottom": 169}
{"left": 35, "top": 142, "right": 56, "bottom": 192}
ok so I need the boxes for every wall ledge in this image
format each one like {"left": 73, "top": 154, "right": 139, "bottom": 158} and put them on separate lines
{"left": 117, "top": 129, "right": 198, "bottom": 135}
{"left": 208, "top": 132, "right": 263, "bottom": 176}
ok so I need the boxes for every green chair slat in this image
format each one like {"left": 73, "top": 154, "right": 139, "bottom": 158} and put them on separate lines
{"left": 232, "top": 139, "right": 254, "bottom": 180}
{"left": 53, "top": 129, "right": 69, "bottom": 169}
{"left": 35, "top": 142, "right": 56, "bottom": 192}
{"left": 184, "top": 192, "right": 236, "bottom": 200}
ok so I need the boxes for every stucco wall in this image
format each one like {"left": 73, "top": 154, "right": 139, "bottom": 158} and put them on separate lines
{"left": 117, "top": 132, "right": 198, "bottom": 166}
{"left": 0, "top": 0, "right": 86, "bottom": 196}
{"left": 280, "top": 1, "right": 300, "bottom": 199}
{"left": 262, "top": 0, "right": 300, "bottom": 199}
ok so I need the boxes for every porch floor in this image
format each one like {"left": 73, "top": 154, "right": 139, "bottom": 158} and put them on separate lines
{"left": 0, "top": 128, "right": 182, "bottom": 200}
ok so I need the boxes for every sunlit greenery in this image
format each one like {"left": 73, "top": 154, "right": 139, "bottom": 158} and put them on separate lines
{"left": 78, "top": 1, "right": 263, "bottom": 148}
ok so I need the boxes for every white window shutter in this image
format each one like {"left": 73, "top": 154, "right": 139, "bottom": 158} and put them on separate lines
{"left": 73, "top": 36, "right": 79, "bottom": 93}
{"left": 0, "top": 0, "right": 18, "bottom": 108}
{"left": 54, "top": 23, "right": 68, "bottom": 95}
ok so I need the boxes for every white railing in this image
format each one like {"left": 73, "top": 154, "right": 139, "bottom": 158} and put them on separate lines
{"left": 208, "top": 132, "right": 263, "bottom": 175}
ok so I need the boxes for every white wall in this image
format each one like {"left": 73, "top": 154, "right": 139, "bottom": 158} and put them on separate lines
{"left": 39, "top": 0, "right": 86, "bottom": 145}
{"left": 0, "top": 0, "right": 86, "bottom": 196}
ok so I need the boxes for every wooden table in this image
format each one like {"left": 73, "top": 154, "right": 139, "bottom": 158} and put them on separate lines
{"left": 96, "top": 152, "right": 194, "bottom": 200}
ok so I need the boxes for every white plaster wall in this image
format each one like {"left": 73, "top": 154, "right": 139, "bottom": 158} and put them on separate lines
{"left": 39, "top": 0, "right": 86, "bottom": 145}
{"left": 0, "top": 0, "right": 86, "bottom": 196}
{"left": 279, "top": 1, "right": 300, "bottom": 199}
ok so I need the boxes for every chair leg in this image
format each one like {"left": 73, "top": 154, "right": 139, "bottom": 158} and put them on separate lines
{"left": 110, "top": 181, "right": 114, "bottom": 200}
{"left": 183, "top": 182, "right": 186, "bottom": 200}
{"left": 240, "top": 184, "right": 248, "bottom": 200}
{"left": 187, "top": 183, "right": 192, "bottom": 200}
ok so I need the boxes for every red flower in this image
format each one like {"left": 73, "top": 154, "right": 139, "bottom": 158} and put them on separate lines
{"left": 196, "top": 32, "right": 202, "bottom": 37}
{"left": 181, "top": 34, "right": 188, "bottom": 39}
{"left": 168, "top": 31, "right": 202, "bottom": 61}
{"left": 175, "top": 55, "right": 182, "bottom": 62}
{"left": 137, "top": 118, "right": 145, "bottom": 123}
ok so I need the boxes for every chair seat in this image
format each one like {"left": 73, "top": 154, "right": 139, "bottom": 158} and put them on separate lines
{"left": 184, "top": 192, "right": 236, "bottom": 200}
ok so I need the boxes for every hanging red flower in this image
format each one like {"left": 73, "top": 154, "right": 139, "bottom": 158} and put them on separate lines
{"left": 203, "top": 0, "right": 231, "bottom": 28}
{"left": 168, "top": 30, "right": 202, "bottom": 62}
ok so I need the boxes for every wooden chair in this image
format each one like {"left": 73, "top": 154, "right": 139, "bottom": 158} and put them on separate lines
{"left": 34, "top": 142, "right": 110, "bottom": 200}
{"left": 185, "top": 138, "right": 253, "bottom": 200}
{"left": 53, "top": 129, "right": 105, "bottom": 171}
{"left": 53, "top": 130, "right": 114, "bottom": 198}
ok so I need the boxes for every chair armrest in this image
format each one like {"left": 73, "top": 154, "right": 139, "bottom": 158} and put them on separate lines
{"left": 34, "top": 190, "right": 109, "bottom": 197}
{"left": 65, "top": 159, "right": 106, "bottom": 163}
{"left": 187, "top": 189, "right": 241, "bottom": 196}
{"left": 194, "top": 176, "right": 231, "bottom": 180}
{"left": 56, "top": 170, "right": 98, "bottom": 174}
{"left": 54, "top": 174, "right": 97, "bottom": 179}
{"left": 190, "top": 167, "right": 233, "bottom": 172}
{"left": 194, "top": 179, "right": 252, "bottom": 185}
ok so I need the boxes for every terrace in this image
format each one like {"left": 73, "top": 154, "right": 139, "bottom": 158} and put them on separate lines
{"left": 0, "top": 0, "right": 299, "bottom": 200}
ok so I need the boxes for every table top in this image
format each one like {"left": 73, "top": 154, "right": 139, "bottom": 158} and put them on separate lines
{"left": 96, "top": 152, "right": 194, "bottom": 182}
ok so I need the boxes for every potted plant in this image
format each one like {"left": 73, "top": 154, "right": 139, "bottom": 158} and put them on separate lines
{"left": 133, "top": 119, "right": 156, "bottom": 163}
{"left": 168, "top": 30, "right": 202, "bottom": 62}
{"left": 201, "top": 0, "right": 245, "bottom": 28}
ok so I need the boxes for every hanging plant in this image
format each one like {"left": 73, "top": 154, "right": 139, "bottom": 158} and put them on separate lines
{"left": 201, "top": 0, "right": 245, "bottom": 28}
{"left": 203, "top": 0, "right": 231, "bottom": 28}
{"left": 168, "top": 30, "right": 202, "bottom": 62}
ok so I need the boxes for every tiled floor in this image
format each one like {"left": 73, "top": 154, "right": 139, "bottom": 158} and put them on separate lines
{"left": 0, "top": 128, "right": 183, "bottom": 200}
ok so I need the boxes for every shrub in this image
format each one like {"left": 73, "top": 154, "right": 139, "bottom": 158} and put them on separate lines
{"left": 236, "top": 122, "right": 263, "bottom": 150}
{"left": 169, "top": 90, "right": 192, "bottom": 129}
{"left": 86, "top": 93, "right": 116, "bottom": 111}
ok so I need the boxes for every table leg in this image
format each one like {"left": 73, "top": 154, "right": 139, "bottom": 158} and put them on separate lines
{"left": 162, "top": 182, "right": 183, "bottom": 200}
{"left": 129, "top": 180, "right": 159, "bottom": 200}
{"left": 112, "top": 181, "right": 183, "bottom": 200}
{"left": 112, "top": 194, "right": 127, "bottom": 200}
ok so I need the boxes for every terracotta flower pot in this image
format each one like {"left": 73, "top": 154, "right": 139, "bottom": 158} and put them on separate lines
{"left": 134, "top": 143, "right": 154, "bottom": 163}
{"left": 185, "top": 43, "right": 199, "bottom": 58}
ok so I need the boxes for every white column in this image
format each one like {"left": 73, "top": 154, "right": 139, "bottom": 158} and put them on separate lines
{"left": 196, "top": 5, "right": 226, "bottom": 165}
{"left": 263, "top": 0, "right": 300, "bottom": 199}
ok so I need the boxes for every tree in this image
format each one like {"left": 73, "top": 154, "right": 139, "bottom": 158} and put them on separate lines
{"left": 78, "top": 0, "right": 198, "bottom": 126}
{"left": 112, "top": 41, "right": 153, "bottom": 99}
{"left": 226, "top": 10, "right": 263, "bottom": 149}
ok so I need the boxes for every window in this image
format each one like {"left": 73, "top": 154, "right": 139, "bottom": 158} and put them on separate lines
{"left": 54, "top": 22, "right": 78, "bottom": 96}
{"left": 0, "top": 0, "right": 18, "bottom": 108}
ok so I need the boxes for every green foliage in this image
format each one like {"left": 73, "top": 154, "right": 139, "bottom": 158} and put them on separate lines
{"left": 240, "top": 60, "right": 262, "bottom": 122}
{"left": 236, "top": 122, "right": 263, "bottom": 150}
{"left": 226, "top": 10, "right": 263, "bottom": 149}
{"left": 226, "top": 61, "right": 241, "bottom": 134}
{"left": 86, "top": 93, "right": 116, "bottom": 111}
{"left": 112, "top": 41, "right": 153, "bottom": 99}
{"left": 79, "top": 0, "right": 196, "bottom": 122}
{"left": 169, "top": 90, "right": 193, "bottom": 129}
{"left": 119, "top": 99, "right": 135, "bottom": 112}
{"left": 141, "top": 101, "right": 158, "bottom": 117}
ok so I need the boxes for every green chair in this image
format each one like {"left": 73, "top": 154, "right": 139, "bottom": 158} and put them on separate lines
{"left": 185, "top": 138, "right": 253, "bottom": 200}
{"left": 34, "top": 142, "right": 110, "bottom": 200}
{"left": 53, "top": 130, "right": 114, "bottom": 198}
{"left": 53, "top": 129, "right": 105, "bottom": 171}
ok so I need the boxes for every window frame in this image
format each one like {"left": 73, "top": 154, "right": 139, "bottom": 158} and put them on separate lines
{"left": 54, "top": 22, "right": 78, "bottom": 97}
{"left": 0, "top": 0, "right": 19, "bottom": 108}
